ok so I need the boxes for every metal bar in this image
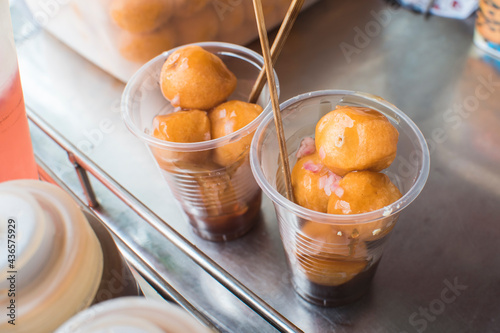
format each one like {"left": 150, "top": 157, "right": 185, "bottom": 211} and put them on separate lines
{"left": 68, "top": 152, "right": 99, "bottom": 207}
{"left": 116, "top": 243, "right": 224, "bottom": 332}
{"left": 35, "top": 156, "right": 219, "bottom": 331}
{"left": 27, "top": 108, "right": 302, "bottom": 333}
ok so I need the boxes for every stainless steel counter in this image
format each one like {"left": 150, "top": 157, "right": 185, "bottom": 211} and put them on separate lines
{"left": 15, "top": 0, "right": 500, "bottom": 332}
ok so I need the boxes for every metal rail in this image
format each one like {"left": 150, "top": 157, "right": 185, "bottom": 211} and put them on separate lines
{"left": 36, "top": 157, "right": 220, "bottom": 331}
{"left": 28, "top": 108, "right": 302, "bottom": 333}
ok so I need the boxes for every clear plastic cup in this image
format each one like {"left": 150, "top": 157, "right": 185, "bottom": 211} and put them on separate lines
{"left": 55, "top": 297, "right": 213, "bottom": 333}
{"left": 122, "top": 42, "right": 278, "bottom": 241}
{"left": 250, "top": 90, "right": 430, "bottom": 306}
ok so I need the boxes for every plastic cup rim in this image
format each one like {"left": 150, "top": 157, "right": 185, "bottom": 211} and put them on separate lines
{"left": 121, "top": 41, "right": 279, "bottom": 152}
{"left": 250, "top": 89, "right": 431, "bottom": 225}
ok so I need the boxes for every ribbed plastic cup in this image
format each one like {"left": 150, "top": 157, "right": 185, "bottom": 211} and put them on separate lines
{"left": 250, "top": 90, "right": 430, "bottom": 306}
{"left": 55, "top": 297, "right": 213, "bottom": 333}
{"left": 122, "top": 42, "right": 278, "bottom": 241}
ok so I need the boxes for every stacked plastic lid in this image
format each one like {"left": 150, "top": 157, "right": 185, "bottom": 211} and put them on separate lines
{"left": 0, "top": 180, "right": 103, "bottom": 333}
{"left": 55, "top": 297, "right": 213, "bottom": 333}
{"left": 0, "top": 180, "right": 212, "bottom": 332}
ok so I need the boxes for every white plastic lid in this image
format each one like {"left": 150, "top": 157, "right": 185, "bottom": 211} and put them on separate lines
{"left": 0, "top": 180, "right": 103, "bottom": 333}
{"left": 0, "top": 188, "right": 54, "bottom": 290}
{"left": 55, "top": 297, "right": 213, "bottom": 333}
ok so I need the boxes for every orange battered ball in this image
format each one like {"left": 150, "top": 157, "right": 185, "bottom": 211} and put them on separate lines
{"left": 297, "top": 221, "right": 368, "bottom": 286}
{"left": 291, "top": 153, "right": 339, "bottom": 213}
{"left": 299, "top": 221, "right": 367, "bottom": 257}
{"left": 196, "top": 165, "right": 239, "bottom": 216}
{"left": 160, "top": 45, "right": 237, "bottom": 110}
{"left": 315, "top": 106, "right": 399, "bottom": 176}
{"left": 174, "top": 0, "right": 209, "bottom": 17}
{"left": 118, "top": 27, "right": 176, "bottom": 63}
{"left": 327, "top": 171, "right": 402, "bottom": 215}
{"left": 209, "top": 100, "right": 263, "bottom": 167}
{"left": 298, "top": 256, "right": 367, "bottom": 287}
{"left": 174, "top": 7, "right": 219, "bottom": 45}
{"left": 215, "top": 2, "right": 246, "bottom": 41}
{"left": 110, "top": 0, "right": 173, "bottom": 33}
{"left": 327, "top": 171, "right": 402, "bottom": 241}
{"left": 152, "top": 110, "right": 211, "bottom": 168}
{"left": 153, "top": 110, "right": 210, "bottom": 143}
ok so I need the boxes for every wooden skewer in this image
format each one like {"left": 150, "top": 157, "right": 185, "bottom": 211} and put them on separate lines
{"left": 252, "top": 0, "right": 294, "bottom": 202}
{"left": 248, "top": 0, "right": 305, "bottom": 104}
